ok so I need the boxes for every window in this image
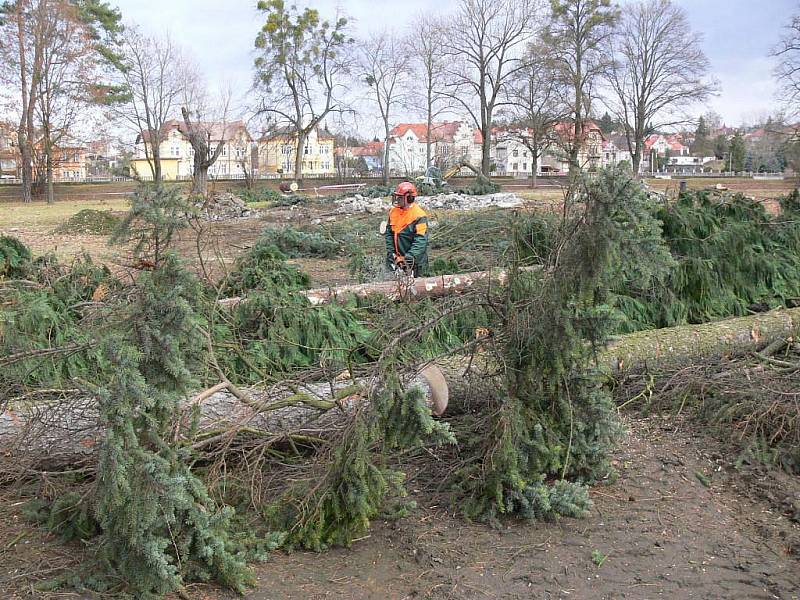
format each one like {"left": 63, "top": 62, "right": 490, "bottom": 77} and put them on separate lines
{"left": 222, "top": 145, "right": 227, "bottom": 157}
{"left": 523, "top": 151, "right": 528, "bottom": 157}
{"left": 522, "top": 163, "right": 527, "bottom": 171}
{"left": 512, "top": 149, "right": 519, "bottom": 157}
{"left": 512, "top": 163, "right": 518, "bottom": 170}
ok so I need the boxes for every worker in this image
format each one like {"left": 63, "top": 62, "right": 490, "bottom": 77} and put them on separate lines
{"left": 385, "top": 181, "right": 429, "bottom": 277}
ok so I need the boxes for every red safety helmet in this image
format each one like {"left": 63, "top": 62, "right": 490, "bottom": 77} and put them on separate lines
{"left": 392, "top": 181, "right": 417, "bottom": 201}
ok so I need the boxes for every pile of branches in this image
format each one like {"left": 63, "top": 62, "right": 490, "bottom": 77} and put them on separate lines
{"left": 616, "top": 337, "right": 800, "bottom": 474}
{"left": 612, "top": 190, "right": 800, "bottom": 331}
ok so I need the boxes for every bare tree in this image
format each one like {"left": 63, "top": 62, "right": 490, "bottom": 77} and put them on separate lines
{"left": 506, "top": 46, "right": 569, "bottom": 187}
{"left": 773, "top": 10, "right": 800, "bottom": 119}
{"left": 36, "top": 4, "right": 99, "bottom": 203}
{"left": 442, "top": 0, "right": 538, "bottom": 176}
{"left": 545, "top": 0, "right": 618, "bottom": 179}
{"left": 180, "top": 76, "right": 233, "bottom": 196}
{"left": 359, "top": 33, "right": 408, "bottom": 186}
{"left": 0, "top": 0, "right": 121, "bottom": 202}
{"left": 253, "top": 1, "right": 353, "bottom": 183}
{"left": 607, "top": 0, "right": 715, "bottom": 176}
{"left": 106, "top": 27, "right": 186, "bottom": 184}
{"left": 409, "top": 14, "right": 451, "bottom": 173}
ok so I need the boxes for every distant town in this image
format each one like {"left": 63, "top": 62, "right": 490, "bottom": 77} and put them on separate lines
{"left": 0, "top": 113, "right": 793, "bottom": 184}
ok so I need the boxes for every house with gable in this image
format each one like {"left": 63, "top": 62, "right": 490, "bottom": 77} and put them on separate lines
{"left": 387, "top": 121, "right": 481, "bottom": 176}
{"left": 257, "top": 126, "right": 335, "bottom": 176}
{"left": 130, "top": 119, "right": 256, "bottom": 180}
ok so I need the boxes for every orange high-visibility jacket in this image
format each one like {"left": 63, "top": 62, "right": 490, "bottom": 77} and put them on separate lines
{"left": 385, "top": 202, "right": 429, "bottom": 273}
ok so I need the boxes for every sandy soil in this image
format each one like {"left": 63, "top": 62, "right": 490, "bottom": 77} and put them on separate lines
{"left": 1, "top": 415, "right": 797, "bottom": 600}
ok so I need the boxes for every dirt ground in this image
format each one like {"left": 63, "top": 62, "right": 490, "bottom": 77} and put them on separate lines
{"left": 1, "top": 414, "right": 798, "bottom": 600}
{"left": 2, "top": 183, "right": 799, "bottom": 598}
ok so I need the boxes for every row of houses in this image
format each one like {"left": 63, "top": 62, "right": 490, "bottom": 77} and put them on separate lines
{"left": 343, "top": 122, "right": 709, "bottom": 177}
{"left": 129, "top": 121, "right": 337, "bottom": 180}
{"left": 0, "top": 117, "right": 743, "bottom": 183}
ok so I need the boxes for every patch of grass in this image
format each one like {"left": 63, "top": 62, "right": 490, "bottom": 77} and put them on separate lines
{"left": 591, "top": 549, "right": 608, "bottom": 567}
{"left": 55, "top": 209, "right": 120, "bottom": 235}
{"left": 0, "top": 198, "right": 129, "bottom": 229}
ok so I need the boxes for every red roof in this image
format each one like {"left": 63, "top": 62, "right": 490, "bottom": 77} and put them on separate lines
{"left": 553, "top": 120, "right": 604, "bottom": 142}
{"left": 644, "top": 134, "right": 687, "bottom": 153}
{"left": 139, "top": 119, "right": 251, "bottom": 144}
{"left": 390, "top": 121, "right": 479, "bottom": 145}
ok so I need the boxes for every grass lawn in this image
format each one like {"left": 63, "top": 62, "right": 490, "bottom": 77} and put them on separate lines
{"left": 0, "top": 197, "right": 129, "bottom": 230}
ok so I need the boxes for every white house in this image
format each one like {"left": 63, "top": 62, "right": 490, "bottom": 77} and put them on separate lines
{"left": 493, "top": 133, "right": 541, "bottom": 176}
{"left": 664, "top": 155, "right": 716, "bottom": 174}
{"left": 130, "top": 119, "right": 255, "bottom": 180}
{"left": 388, "top": 121, "right": 482, "bottom": 176}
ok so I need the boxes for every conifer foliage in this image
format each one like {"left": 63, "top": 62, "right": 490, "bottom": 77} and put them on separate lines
{"left": 614, "top": 190, "right": 800, "bottom": 330}
{"left": 88, "top": 254, "right": 252, "bottom": 598}
{"left": 457, "top": 168, "right": 663, "bottom": 523}
{"left": 45, "top": 186, "right": 255, "bottom": 597}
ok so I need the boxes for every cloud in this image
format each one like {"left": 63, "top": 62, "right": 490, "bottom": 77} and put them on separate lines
{"left": 111, "top": 0, "right": 794, "bottom": 129}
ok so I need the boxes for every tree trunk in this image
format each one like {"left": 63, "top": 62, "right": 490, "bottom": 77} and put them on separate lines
{"left": 151, "top": 140, "right": 162, "bottom": 184}
{"left": 17, "top": 6, "right": 32, "bottom": 204}
{"left": 192, "top": 162, "right": 208, "bottom": 196}
{"left": 46, "top": 148, "right": 54, "bottom": 205}
{"left": 601, "top": 308, "right": 800, "bottom": 375}
{"left": 481, "top": 120, "right": 491, "bottom": 177}
{"left": 294, "top": 130, "right": 307, "bottom": 183}
{"left": 531, "top": 141, "right": 539, "bottom": 189}
{"left": 0, "top": 369, "right": 448, "bottom": 471}
{"left": 382, "top": 120, "right": 390, "bottom": 187}
{"left": 4, "top": 308, "right": 799, "bottom": 470}
{"left": 17, "top": 127, "right": 32, "bottom": 203}
{"left": 218, "top": 267, "right": 530, "bottom": 310}
{"left": 426, "top": 91, "right": 433, "bottom": 173}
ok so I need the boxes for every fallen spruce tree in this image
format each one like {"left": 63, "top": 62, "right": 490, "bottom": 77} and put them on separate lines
{"left": 3, "top": 307, "right": 799, "bottom": 468}
{"left": 2, "top": 173, "right": 799, "bottom": 598}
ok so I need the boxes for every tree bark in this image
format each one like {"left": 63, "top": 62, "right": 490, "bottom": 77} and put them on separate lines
{"left": 218, "top": 268, "right": 526, "bottom": 309}
{"left": 601, "top": 308, "right": 800, "bottom": 375}
{"left": 16, "top": 4, "right": 34, "bottom": 203}
{"left": 294, "top": 130, "right": 307, "bottom": 183}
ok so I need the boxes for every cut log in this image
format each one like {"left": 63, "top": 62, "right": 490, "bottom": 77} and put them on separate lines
{"left": 0, "top": 368, "right": 449, "bottom": 473}
{"left": 3, "top": 308, "right": 799, "bottom": 470}
{"left": 601, "top": 308, "right": 800, "bottom": 374}
{"left": 218, "top": 267, "right": 531, "bottom": 308}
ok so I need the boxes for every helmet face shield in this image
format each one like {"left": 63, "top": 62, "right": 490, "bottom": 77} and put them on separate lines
{"left": 391, "top": 193, "right": 410, "bottom": 208}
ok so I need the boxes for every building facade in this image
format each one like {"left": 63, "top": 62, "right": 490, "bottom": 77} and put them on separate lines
{"left": 258, "top": 127, "right": 336, "bottom": 176}
{"left": 387, "top": 121, "right": 482, "bottom": 176}
{"left": 130, "top": 119, "right": 256, "bottom": 180}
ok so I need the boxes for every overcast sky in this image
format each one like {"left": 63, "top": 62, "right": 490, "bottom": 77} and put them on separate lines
{"left": 112, "top": 0, "right": 797, "bottom": 131}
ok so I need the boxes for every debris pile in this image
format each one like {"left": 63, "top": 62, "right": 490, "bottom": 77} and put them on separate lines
{"left": 335, "top": 192, "right": 523, "bottom": 214}
{"left": 199, "top": 192, "right": 256, "bottom": 220}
